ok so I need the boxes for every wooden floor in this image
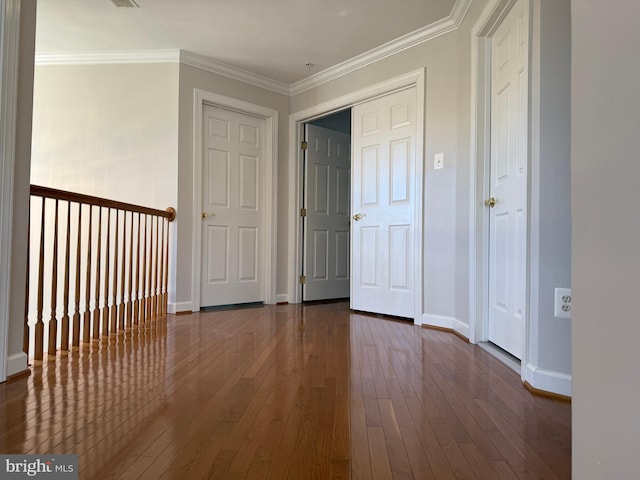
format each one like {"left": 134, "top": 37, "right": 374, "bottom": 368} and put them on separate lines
{"left": 0, "top": 302, "right": 571, "bottom": 479}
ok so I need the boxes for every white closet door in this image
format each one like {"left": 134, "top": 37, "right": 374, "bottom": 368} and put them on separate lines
{"left": 200, "top": 105, "right": 265, "bottom": 307}
{"left": 487, "top": 0, "right": 529, "bottom": 359}
{"left": 303, "top": 124, "right": 351, "bottom": 301}
{"left": 351, "top": 87, "right": 417, "bottom": 318}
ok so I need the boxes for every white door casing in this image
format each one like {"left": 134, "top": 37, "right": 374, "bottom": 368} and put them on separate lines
{"left": 487, "top": 0, "right": 528, "bottom": 359}
{"left": 0, "top": 0, "right": 22, "bottom": 382}
{"left": 287, "top": 69, "right": 424, "bottom": 323}
{"left": 303, "top": 124, "right": 351, "bottom": 301}
{"left": 351, "top": 87, "right": 417, "bottom": 319}
{"left": 191, "top": 90, "right": 278, "bottom": 312}
{"left": 200, "top": 105, "right": 265, "bottom": 307}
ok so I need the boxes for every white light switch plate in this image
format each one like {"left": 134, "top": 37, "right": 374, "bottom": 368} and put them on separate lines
{"left": 434, "top": 152, "right": 444, "bottom": 169}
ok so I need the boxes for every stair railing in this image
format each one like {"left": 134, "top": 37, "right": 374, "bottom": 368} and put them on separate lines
{"left": 25, "top": 185, "right": 176, "bottom": 362}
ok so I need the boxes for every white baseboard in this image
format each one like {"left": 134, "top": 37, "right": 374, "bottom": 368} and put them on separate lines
{"left": 7, "top": 352, "right": 28, "bottom": 377}
{"left": 276, "top": 294, "right": 288, "bottom": 304}
{"left": 452, "top": 318, "right": 470, "bottom": 340}
{"left": 526, "top": 363, "right": 572, "bottom": 397}
{"left": 168, "top": 301, "right": 193, "bottom": 314}
{"left": 420, "top": 313, "right": 455, "bottom": 329}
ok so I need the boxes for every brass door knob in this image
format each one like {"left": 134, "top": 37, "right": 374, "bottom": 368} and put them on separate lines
{"left": 353, "top": 213, "right": 365, "bottom": 221}
{"left": 484, "top": 197, "right": 496, "bottom": 208}
{"left": 201, "top": 212, "right": 215, "bottom": 219}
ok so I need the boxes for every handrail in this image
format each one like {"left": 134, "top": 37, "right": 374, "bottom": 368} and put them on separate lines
{"left": 30, "top": 185, "right": 176, "bottom": 221}
{"left": 25, "top": 185, "right": 176, "bottom": 362}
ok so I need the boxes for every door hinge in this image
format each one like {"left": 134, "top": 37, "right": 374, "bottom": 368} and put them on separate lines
{"left": 301, "top": 141, "right": 308, "bottom": 151}
{"left": 300, "top": 208, "right": 307, "bottom": 217}
{"left": 299, "top": 275, "right": 306, "bottom": 285}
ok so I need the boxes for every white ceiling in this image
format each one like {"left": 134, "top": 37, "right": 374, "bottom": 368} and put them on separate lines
{"left": 35, "top": 0, "right": 457, "bottom": 85}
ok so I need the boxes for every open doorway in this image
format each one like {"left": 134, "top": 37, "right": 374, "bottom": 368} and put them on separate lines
{"left": 288, "top": 70, "right": 425, "bottom": 323}
{"left": 300, "top": 109, "right": 352, "bottom": 302}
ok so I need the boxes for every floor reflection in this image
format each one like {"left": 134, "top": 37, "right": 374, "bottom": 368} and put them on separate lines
{"left": 1, "top": 320, "right": 168, "bottom": 478}
{"left": 0, "top": 302, "right": 571, "bottom": 479}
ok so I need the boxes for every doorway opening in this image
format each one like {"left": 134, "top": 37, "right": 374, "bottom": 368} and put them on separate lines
{"left": 300, "top": 109, "right": 352, "bottom": 303}
{"left": 287, "top": 69, "right": 425, "bottom": 325}
{"left": 470, "top": 0, "right": 530, "bottom": 375}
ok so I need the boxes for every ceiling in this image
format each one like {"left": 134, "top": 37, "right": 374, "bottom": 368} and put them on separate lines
{"left": 35, "top": 0, "right": 457, "bottom": 85}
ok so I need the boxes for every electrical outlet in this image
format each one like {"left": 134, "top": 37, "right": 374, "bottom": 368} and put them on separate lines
{"left": 554, "top": 288, "right": 572, "bottom": 319}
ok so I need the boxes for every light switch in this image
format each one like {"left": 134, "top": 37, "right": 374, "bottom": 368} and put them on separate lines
{"left": 434, "top": 152, "right": 444, "bottom": 169}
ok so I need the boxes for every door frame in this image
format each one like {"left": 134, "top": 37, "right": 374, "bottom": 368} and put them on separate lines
{"left": 288, "top": 69, "right": 425, "bottom": 325}
{"left": 469, "top": 0, "right": 531, "bottom": 377}
{"left": 191, "top": 89, "right": 279, "bottom": 310}
{"left": 0, "top": 0, "right": 22, "bottom": 382}
{"left": 302, "top": 123, "right": 351, "bottom": 302}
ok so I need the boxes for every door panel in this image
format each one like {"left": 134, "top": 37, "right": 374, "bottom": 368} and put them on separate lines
{"left": 390, "top": 139, "right": 410, "bottom": 204}
{"left": 360, "top": 227, "right": 378, "bottom": 287}
{"left": 239, "top": 155, "right": 258, "bottom": 209}
{"left": 351, "top": 87, "right": 416, "bottom": 318}
{"left": 488, "top": 0, "right": 528, "bottom": 358}
{"left": 313, "top": 229, "right": 328, "bottom": 281}
{"left": 206, "top": 226, "right": 227, "bottom": 283}
{"left": 238, "top": 227, "right": 258, "bottom": 282}
{"left": 201, "top": 105, "right": 265, "bottom": 307}
{"left": 303, "top": 124, "right": 351, "bottom": 301}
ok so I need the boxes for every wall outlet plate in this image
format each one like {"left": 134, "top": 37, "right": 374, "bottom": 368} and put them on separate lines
{"left": 554, "top": 287, "right": 571, "bottom": 318}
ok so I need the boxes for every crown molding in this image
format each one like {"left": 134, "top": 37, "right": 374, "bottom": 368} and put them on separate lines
{"left": 289, "top": 0, "right": 472, "bottom": 96}
{"left": 32, "top": 0, "right": 471, "bottom": 98}
{"left": 35, "top": 49, "right": 181, "bottom": 66}
{"left": 179, "top": 50, "right": 290, "bottom": 96}
{"left": 35, "top": 49, "right": 290, "bottom": 96}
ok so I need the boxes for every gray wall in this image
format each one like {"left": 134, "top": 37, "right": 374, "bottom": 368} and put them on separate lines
{"left": 292, "top": 16, "right": 468, "bottom": 325}
{"left": 527, "top": 0, "right": 572, "bottom": 380}
{"left": 310, "top": 109, "right": 351, "bottom": 134}
{"left": 175, "top": 64, "right": 290, "bottom": 308}
{"left": 572, "top": 1, "right": 640, "bottom": 477}
{"left": 18, "top": 0, "right": 573, "bottom": 397}
{"left": 290, "top": 0, "right": 572, "bottom": 393}
{"left": 30, "top": 62, "right": 291, "bottom": 312}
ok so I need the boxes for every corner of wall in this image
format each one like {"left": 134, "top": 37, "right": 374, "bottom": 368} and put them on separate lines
{"left": 6, "top": 352, "right": 28, "bottom": 378}
{"left": 525, "top": 362, "right": 572, "bottom": 397}
{"left": 168, "top": 302, "right": 193, "bottom": 314}
{"left": 452, "top": 318, "right": 471, "bottom": 340}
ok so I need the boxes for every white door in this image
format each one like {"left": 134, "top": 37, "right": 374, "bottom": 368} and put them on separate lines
{"left": 351, "top": 87, "right": 417, "bottom": 318}
{"left": 200, "top": 105, "right": 265, "bottom": 307}
{"left": 303, "top": 124, "right": 351, "bottom": 301}
{"left": 487, "top": 0, "right": 528, "bottom": 359}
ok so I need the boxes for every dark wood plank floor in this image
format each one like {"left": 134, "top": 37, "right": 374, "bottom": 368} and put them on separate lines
{"left": 0, "top": 301, "right": 571, "bottom": 479}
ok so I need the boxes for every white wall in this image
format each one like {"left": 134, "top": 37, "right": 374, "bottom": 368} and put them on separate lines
{"left": 31, "top": 63, "right": 179, "bottom": 210}
{"left": 572, "top": 1, "right": 640, "bottom": 477}
{"left": 30, "top": 62, "right": 179, "bottom": 307}
{"left": 175, "top": 64, "right": 290, "bottom": 310}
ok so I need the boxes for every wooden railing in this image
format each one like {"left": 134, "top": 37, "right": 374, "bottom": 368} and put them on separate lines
{"left": 25, "top": 185, "right": 176, "bottom": 362}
